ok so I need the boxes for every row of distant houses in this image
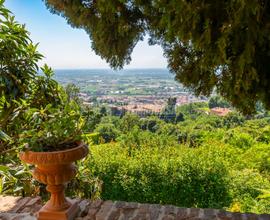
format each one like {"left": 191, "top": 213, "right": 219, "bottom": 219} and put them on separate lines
{"left": 111, "top": 105, "right": 232, "bottom": 118}
{"left": 79, "top": 92, "right": 231, "bottom": 117}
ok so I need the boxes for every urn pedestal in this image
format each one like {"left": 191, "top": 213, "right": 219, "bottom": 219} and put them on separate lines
{"left": 20, "top": 142, "right": 88, "bottom": 220}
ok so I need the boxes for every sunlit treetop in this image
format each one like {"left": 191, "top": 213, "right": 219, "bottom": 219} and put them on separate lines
{"left": 44, "top": 0, "right": 270, "bottom": 114}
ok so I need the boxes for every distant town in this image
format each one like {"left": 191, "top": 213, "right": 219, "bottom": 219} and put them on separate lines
{"left": 54, "top": 69, "right": 208, "bottom": 115}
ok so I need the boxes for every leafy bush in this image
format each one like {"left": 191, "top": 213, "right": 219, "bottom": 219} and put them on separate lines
{"left": 99, "top": 116, "right": 121, "bottom": 129}
{"left": 120, "top": 113, "right": 140, "bottom": 133}
{"left": 0, "top": 1, "right": 64, "bottom": 152}
{"left": 256, "top": 126, "right": 270, "bottom": 144}
{"left": 88, "top": 143, "right": 231, "bottom": 209}
{"left": 66, "top": 156, "right": 102, "bottom": 199}
{"left": 0, "top": 164, "right": 38, "bottom": 197}
{"left": 140, "top": 116, "right": 163, "bottom": 132}
{"left": 83, "top": 132, "right": 101, "bottom": 145}
{"left": 222, "top": 112, "right": 245, "bottom": 128}
{"left": 176, "top": 102, "right": 208, "bottom": 120}
{"left": 237, "top": 143, "right": 270, "bottom": 174}
{"left": 77, "top": 131, "right": 270, "bottom": 213}
{"left": 17, "top": 101, "right": 84, "bottom": 152}
{"left": 226, "top": 131, "right": 255, "bottom": 149}
{"left": 94, "top": 123, "right": 120, "bottom": 143}
{"left": 228, "top": 169, "right": 270, "bottom": 213}
{"left": 0, "top": 1, "right": 82, "bottom": 153}
{"left": 209, "top": 96, "right": 231, "bottom": 109}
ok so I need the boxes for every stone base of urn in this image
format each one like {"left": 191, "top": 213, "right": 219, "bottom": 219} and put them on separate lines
{"left": 19, "top": 142, "right": 89, "bottom": 220}
{"left": 38, "top": 198, "right": 79, "bottom": 220}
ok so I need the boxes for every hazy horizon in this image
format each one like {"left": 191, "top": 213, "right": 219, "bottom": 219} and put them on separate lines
{"left": 53, "top": 68, "right": 168, "bottom": 70}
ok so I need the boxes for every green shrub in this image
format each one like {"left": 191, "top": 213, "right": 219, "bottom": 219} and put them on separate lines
{"left": 120, "top": 113, "right": 140, "bottom": 133}
{"left": 140, "top": 116, "right": 163, "bottom": 132}
{"left": 256, "top": 126, "right": 270, "bottom": 144}
{"left": 229, "top": 169, "right": 270, "bottom": 213}
{"left": 0, "top": 164, "right": 38, "bottom": 197}
{"left": 99, "top": 116, "right": 121, "bottom": 129}
{"left": 66, "top": 156, "right": 102, "bottom": 199}
{"left": 94, "top": 123, "right": 120, "bottom": 143}
{"left": 118, "top": 129, "right": 178, "bottom": 154}
{"left": 83, "top": 132, "right": 101, "bottom": 145}
{"left": 225, "top": 130, "right": 255, "bottom": 149}
{"left": 87, "top": 143, "right": 231, "bottom": 209}
{"left": 237, "top": 144, "right": 270, "bottom": 174}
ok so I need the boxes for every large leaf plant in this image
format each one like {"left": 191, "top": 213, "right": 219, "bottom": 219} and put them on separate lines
{"left": 0, "top": 0, "right": 84, "bottom": 153}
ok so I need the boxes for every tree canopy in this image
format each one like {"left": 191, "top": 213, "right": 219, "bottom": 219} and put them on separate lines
{"left": 43, "top": 0, "right": 270, "bottom": 114}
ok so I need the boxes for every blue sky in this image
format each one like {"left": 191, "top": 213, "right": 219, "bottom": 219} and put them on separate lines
{"left": 4, "top": 0, "right": 167, "bottom": 69}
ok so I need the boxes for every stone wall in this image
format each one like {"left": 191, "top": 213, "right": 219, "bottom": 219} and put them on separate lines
{"left": 1, "top": 196, "right": 270, "bottom": 220}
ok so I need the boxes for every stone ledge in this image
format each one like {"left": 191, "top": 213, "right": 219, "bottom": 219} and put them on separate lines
{"left": 1, "top": 196, "right": 270, "bottom": 220}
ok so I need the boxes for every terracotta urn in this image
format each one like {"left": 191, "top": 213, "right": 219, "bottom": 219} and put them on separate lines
{"left": 19, "top": 142, "right": 88, "bottom": 220}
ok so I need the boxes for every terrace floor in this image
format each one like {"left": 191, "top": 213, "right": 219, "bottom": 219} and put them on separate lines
{"left": 0, "top": 196, "right": 270, "bottom": 220}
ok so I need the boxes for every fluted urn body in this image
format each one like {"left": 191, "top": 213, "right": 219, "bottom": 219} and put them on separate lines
{"left": 19, "top": 142, "right": 88, "bottom": 220}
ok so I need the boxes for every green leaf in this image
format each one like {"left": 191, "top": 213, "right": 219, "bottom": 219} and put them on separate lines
{"left": 0, "top": 130, "right": 11, "bottom": 141}
{"left": 0, "top": 165, "right": 9, "bottom": 173}
{"left": 14, "top": 186, "right": 23, "bottom": 192}
{"left": 14, "top": 169, "right": 28, "bottom": 176}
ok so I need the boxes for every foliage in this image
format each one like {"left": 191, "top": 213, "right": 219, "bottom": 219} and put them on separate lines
{"left": 0, "top": 1, "right": 80, "bottom": 153}
{"left": 88, "top": 143, "right": 231, "bottom": 208}
{"left": 222, "top": 112, "right": 245, "bottom": 128}
{"left": 228, "top": 169, "right": 270, "bottom": 213}
{"left": 0, "top": 164, "right": 38, "bottom": 196}
{"left": 86, "top": 132, "right": 270, "bottom": 213}
{"left": 65, "top": 83, "right": 81, "bottom": 104}
{"left": 209, "top": 96, "right": 231, "bottom": 109}
{"left": 100, "top": 116, "right": 121, "bottom": 129}
{"left": 17, "top": 101, "right": 84, "bottom": 152}
{"left": 139, "top": 116, "right": 163, "bottom": 133}
{"left": 225, "top": 130, "right": 255, "bottom": 149}
{"left": 99, "top": 106, "right": 108, "bottom": 116}
{"left": 68, "top": 102, "right": 270, "bottom": 213}
{"left": 66, "top": 154, "right": 102, "bottom": 199}
{"left": 83, "top": 107, "right": 103, "bottom": 132}
{"left": 176, "top": 102, "right": 208, "bottom": 120}
{"left": 0, "top": 3, "right": 42, "bottom": 129}
{"left": 2, "top": 95, "right": 270, "bottom": 213}
{"left": 160, "top": 97, "right": 177, "bottom": 123}
{"left": 43, "top": 0, "right": 270, "bottom": 114}
{"left": 0, "top": 2, "right": 62, "bottom": 130}
{"left": 94, "top": 123, "right": 120, "bottom": 143}
{"left": 120, "top": 113, "right": 140, "bottom": 133}
{"left": 83, "top": 132, "right": 101, "bottom": 145}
